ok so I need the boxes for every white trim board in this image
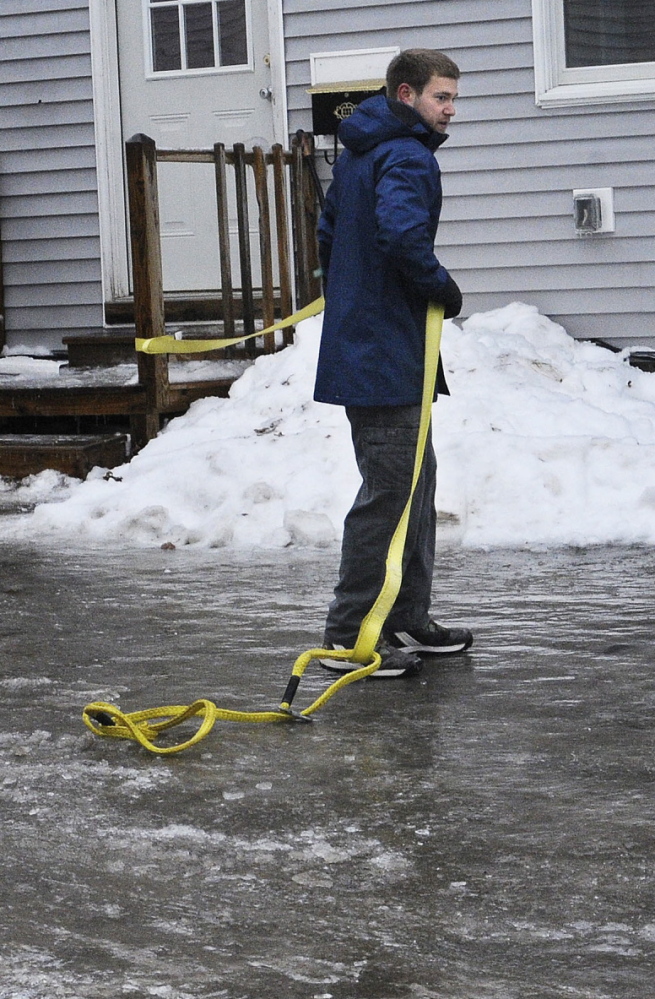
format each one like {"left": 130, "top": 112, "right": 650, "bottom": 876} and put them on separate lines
{"left": 89, "top": 0, "right": 130, "bottom": 303}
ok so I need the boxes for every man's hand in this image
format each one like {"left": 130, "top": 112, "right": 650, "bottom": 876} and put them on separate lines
{"left": 440, "top": 273, "right": 462, "bottom": 319}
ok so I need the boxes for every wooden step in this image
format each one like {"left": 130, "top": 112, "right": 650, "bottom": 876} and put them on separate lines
{"left": 0, "top": 380, "right": 233, "bottom": 419}
{"left": 104, "top": 291, "right": 282, "bottom": 326}
{"left": 0, "top": 384, "right": 147, "bottom": 418}
{"left": 62, "top": 332, "right": 136, "bottom": 368}
{"left": 0, "top": 433, "right": 129, "bottom": 479}
{"left": 62, "top": 329, "right": 235, "bottom": 368}
{"left": 63, "top": 323, "right": 278, "bottom": 367}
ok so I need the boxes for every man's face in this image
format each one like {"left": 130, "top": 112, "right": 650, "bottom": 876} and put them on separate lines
{"left": 397, "top": 74, "right": 458, "bottom": 132}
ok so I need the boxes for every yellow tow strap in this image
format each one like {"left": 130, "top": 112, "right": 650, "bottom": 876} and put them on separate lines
{"left": 83, "top": 300, "right": 444, "bottom": 753}
{"left": 135, "top": 297, "right": 325, "bottom": 355}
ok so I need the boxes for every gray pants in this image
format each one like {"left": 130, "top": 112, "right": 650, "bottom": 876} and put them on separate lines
{"left": 324, "top": 404, "right": 436, "bottom": 646}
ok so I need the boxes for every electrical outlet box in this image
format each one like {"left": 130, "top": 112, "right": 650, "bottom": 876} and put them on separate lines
{"left": 573, "top": 188, "right": 615, "bottom": 235}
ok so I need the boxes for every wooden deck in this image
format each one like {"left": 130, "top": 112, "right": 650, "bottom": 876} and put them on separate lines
{"left": 0, "top": 349, "right": 237, "bottom": 478}
{"left": 0, "top": 134, "right": 321, "bottom": 480}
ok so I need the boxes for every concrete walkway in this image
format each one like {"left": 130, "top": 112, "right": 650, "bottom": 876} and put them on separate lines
{"left": 1, "top": 539, "right": 653, "bottom": 998}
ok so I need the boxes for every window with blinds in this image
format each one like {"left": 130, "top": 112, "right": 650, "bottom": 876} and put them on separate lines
{"left": 564, "top": 0, "right": 655, "bottom": 68}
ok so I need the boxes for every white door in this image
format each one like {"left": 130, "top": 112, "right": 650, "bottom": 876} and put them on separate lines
{"left": 115, "top": 0, "right": 277, "bottom": 292}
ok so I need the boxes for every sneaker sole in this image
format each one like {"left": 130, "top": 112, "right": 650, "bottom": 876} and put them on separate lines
{"left": 390, "top": 631, "right": 473, "bottom": 655}
{"left": 318, "top": 658, "right": 421, "bottom": 679}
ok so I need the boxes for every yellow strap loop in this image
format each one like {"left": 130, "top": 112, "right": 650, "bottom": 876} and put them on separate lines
{"left": 85, "top": 302, "right": 443, "bottom": 753}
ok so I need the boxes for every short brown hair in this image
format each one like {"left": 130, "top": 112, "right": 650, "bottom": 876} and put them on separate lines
{"left": 386, "top": 49, "right": 460, "bottom": 98}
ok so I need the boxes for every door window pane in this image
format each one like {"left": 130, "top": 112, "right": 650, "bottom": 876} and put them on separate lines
{"left": 150, "top": 0, "right": 248, "bottom": 73}
{"left": 565, "top": 0, "right": 655, "bottom": 67}
{"left": 151, "top": 6, "right": 182, "bottom": 72}
{"left": 185, "top": 3, "right": 215, "bottom": 69}
{"left": 218, "top": 0, "right": 248, "bottom": 67}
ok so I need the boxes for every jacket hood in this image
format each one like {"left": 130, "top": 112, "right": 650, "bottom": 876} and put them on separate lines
{"left": 337, "top": 94, "right": 448, "bottom": 154}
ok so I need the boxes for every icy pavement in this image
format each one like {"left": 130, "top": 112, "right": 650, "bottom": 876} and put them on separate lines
{"left": 1, "top": 539, "right": 654, "bottom": 998}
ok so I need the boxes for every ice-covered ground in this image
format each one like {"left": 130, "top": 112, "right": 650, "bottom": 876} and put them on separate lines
{"left": 2, "top": 541, "right": 655, "bottom": 998}
{"left": 2, "top": 300, "right": 655, "bottom": 548}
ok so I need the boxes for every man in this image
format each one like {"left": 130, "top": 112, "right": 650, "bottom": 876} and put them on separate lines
{"left": 314, "top": 48, "right": 473, "bottom": 678}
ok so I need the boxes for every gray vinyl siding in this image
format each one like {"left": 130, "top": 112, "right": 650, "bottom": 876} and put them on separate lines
{"left": 0, "top": 0, "right": 103, "bottom": 352}
{"left": 284, "top": 0, "right": 655, "bottom": 344}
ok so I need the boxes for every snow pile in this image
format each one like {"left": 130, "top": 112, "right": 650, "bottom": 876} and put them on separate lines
{"left": 435, "top": 303, "right": 655, "bottom": 545}
{"left": 3, "top": 301, "right": 655, "bottom": 549}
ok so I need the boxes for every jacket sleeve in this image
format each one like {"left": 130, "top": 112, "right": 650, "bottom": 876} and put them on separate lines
{"left": 317, "top": 173, "right": 338, "bottom": 287}
{"left": 374, "top": 150, "right": 450, "bottom": 300}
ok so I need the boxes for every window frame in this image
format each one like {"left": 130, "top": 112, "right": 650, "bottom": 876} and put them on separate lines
{"left": 532, "top": 0, "right": 655, "bottom": 106}
{"left": 143, "top": 0, "right": 253, "bottom": 80}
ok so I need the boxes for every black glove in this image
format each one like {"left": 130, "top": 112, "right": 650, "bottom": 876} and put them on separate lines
{"left": 439, "top": 273, "right": 463, "bottom": 319}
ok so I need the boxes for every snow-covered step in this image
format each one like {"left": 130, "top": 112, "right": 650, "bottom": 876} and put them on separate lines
{"left": 0, "top": 433, "right": 128, "bottom": 480}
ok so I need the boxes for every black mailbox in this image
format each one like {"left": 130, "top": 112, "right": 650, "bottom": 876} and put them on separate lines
{"left": 308, "top": 80, "right": 386, "bottom": 136}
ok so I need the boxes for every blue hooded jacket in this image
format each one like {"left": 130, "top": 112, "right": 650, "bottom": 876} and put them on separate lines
{"left": 313, "top": 95, "right": 451, "bottom": 407}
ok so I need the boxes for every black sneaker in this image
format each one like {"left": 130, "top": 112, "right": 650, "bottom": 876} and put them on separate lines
{"left": 319, "top": 642, "right": 422, "bottom": 679}
{"left": 384, "top": 620, "right": 473, "bottom": 655}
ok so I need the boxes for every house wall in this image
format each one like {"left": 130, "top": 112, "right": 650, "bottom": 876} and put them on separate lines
{"left": 0, "top": 0, "right": 103, "bottom": 353}
{"left": 284, "top": 0, "right": 655, "bottom": 344}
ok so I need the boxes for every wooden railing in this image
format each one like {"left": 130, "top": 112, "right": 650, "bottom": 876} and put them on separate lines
{"left": 125, "top": 132, "right": 321, "bottom": 445}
